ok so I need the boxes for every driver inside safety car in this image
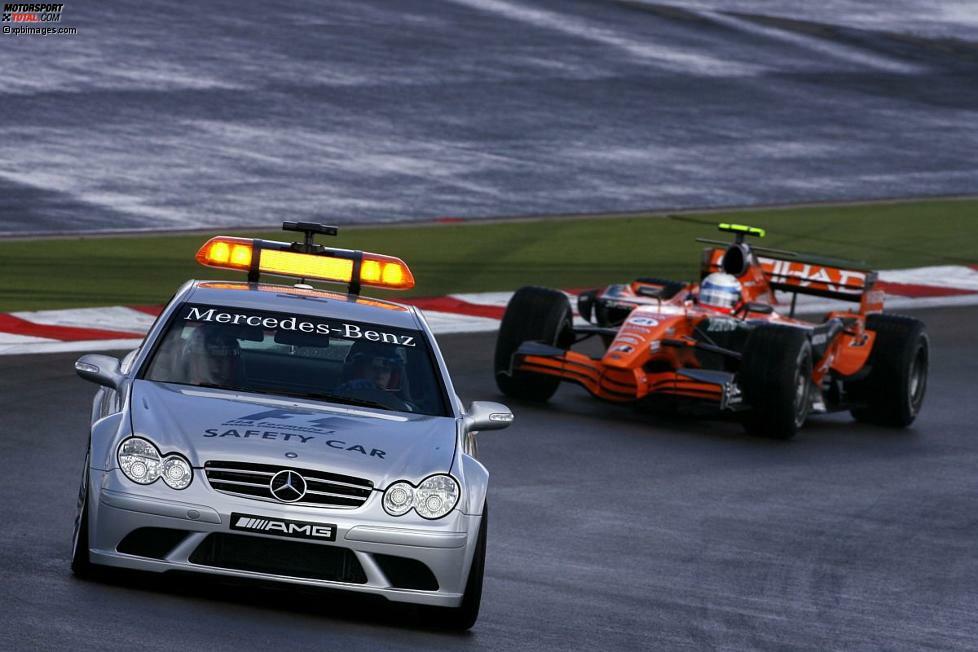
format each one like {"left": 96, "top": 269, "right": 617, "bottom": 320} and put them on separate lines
{"left": 186, "top": 326, "right": 243, "bottom": 386}
{"left": 697, "top": 272, "right": 743, "bottom": 314}
{"left": 335, "top": 347, "right": 403, "bottom": 393}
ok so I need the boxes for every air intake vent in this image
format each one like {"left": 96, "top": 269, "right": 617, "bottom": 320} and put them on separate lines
{"left": 373, "top": 554, "right": 439, "bottom": 591}
{"left": 117, "top": 527, "right": 188, "bottom": 559}
{"left": 189, "top": 533, "right": 367, "bottom": 583}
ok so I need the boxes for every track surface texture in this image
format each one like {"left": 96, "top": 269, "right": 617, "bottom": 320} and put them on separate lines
{"left": 0, "top": 305, "right": 975, "bottom": 649}
{"left": 2, "top": 0, "right": 978, "bottom": 234}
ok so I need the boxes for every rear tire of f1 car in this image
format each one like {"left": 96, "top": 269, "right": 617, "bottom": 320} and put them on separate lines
{"left": 430, "top": 504, "right": 488, "bottom": 631}
{"left": 71, "top": 450, "right": 94, "bottom": 579}
{"left": 739, "top": 325, "right": 813, "bottom": 440}
{"left": 849, "top": 314, "right": 928, "bottom": 427}
{"left": 494, "top": 287, "right": 573, "bottom": 402}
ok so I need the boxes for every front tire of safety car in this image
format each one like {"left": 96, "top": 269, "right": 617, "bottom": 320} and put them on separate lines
{"left": 427, "top": 505, "right": 488, "bottom": 631}
{"left": 739, "top": 325, "right": 813, "bottom": 440}
{"left": 849, "top": 314, "right": 928, "bottom": 427}
{"left": 71, "top": 449, "right": 95, "bottom": 579}
{"left": 494, "top": 287, "right": 573, "bottom": 402}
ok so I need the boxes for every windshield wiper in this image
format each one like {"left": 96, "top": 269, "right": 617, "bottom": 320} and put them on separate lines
{"left": 284, "top": 391, "right": 392, "bottom": 411}
{"left": 186, "top": 383, "right": 391, "bottom": 411}
{"left": 193, "top": 382, "right": 235, "bottom": 391}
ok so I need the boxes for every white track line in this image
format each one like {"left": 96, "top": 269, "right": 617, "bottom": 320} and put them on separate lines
{"left": 880, "top": 265, "right": 978, "bottom": 291}
{"left": 419, "top": 311, "right": 502, "bottom": 334}
{"left": 0, "top": 333, "right": 57, "bottom": 345}
{"left": 11, "top": 306, "right": 156, "bottom": 333}
{"left": 0, "top": 338, "right": 146, "bottom": 356}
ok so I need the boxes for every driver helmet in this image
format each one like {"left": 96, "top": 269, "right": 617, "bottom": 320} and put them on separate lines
{"left": 699, "top": 272, "right": 742, "bottom": 313}
{"left": 187, "top": 325, "right": 241, "bottom": 385}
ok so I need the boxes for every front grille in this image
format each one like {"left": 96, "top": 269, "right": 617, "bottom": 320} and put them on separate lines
{"left": 204, "top": 460, "right": 373, "bottom": 508}
{"left": 189, "top": 533, "right": 367, "bottom": 583}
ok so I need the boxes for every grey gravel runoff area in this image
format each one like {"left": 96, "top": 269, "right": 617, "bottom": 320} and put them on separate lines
{"left": 1, "top": 305, "right": 976, "bottom": 650}
{"left": 2, "top": 0, "right": 978, "bottom": 234}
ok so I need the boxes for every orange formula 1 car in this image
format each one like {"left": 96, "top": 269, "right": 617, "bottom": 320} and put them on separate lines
{"left": 493, "top": 224, "right": 929, "bottom": 439}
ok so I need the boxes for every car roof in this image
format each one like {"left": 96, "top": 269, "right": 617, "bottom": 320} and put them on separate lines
{"left": 184, "top": 281, "right": 421, "bottom": 329}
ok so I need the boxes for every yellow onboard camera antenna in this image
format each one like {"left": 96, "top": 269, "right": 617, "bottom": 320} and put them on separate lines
{"left": 717, "top": 223, "right": 766, "bottom": 238}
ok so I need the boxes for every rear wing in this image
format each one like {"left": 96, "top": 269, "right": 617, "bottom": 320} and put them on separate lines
{"left": 702, "top": 247, "right": 878, "bottom": 303}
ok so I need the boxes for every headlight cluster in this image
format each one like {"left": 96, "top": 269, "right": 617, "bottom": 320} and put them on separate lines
{"left": 382, "top": 474, "right": 460, "bottom": 519}
{"left": 117, "top": 437, "right": 193, "bottom": 490}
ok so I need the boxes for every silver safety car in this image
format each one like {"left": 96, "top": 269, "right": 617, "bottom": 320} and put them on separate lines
{"left": 71, "top": 222, "right": 513, "bottom": 630}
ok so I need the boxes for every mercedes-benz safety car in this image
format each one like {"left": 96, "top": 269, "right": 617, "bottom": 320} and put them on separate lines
{"left": 72, "top": 222, "right": 513, "bottom": 630}
{"left": 494, "top": 223, "right": 928, "bottom": 439}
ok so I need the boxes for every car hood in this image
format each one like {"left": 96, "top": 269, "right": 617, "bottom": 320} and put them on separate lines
{"left": 129, "top": 380, "right": 457, "bottom": 488}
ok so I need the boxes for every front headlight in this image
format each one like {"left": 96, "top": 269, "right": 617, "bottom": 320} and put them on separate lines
{"left": 382, "top": 474, "right": 460, "bottom": 519}
{"left": 117, "top": 437, "right": 193, "bottom": 489}
{"left": 161, "top": 454, "right": 193, "bottom": 489}
{"left": 382, "top": 481, "right": 414, "bottom": 516}
{"left": 414, "top": 475, "right": 460, "bottom": 519}
{"left": 118, "top": 437, "right": 162, "bottom": 484}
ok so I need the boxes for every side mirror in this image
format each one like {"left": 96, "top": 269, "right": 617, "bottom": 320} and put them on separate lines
{"left": 74, "top": 354, "right": 124, "bottom": 390}
{"left": 463, "top": 401, "right": 514, "bottom": 432}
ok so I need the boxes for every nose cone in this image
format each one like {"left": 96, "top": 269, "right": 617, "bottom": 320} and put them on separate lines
{"left": 602, "top": 309, "right": 684, "bottom": 368}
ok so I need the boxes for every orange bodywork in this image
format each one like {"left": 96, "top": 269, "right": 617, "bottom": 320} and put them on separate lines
{"left": 514, "top": 247, "right": 882, "bottom": 407}
{"left": 519, "top": 348, "right": 724, "bottom": 403}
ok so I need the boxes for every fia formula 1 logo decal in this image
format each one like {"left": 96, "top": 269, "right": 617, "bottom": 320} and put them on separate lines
{"left": 628, "top": 316, "right": 660, "bottom": 327}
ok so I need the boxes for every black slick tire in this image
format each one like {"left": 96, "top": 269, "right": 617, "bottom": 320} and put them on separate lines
{"left": 849, "top": 314, "right": 928, "bottom": 427}
{"left": 739, "top": 325, "right": 813, "bottom": 440}
{"left": 432, "top": 504, "right": 488, "bottom": 631}
{"left": 494, "top": 287, "right": 572, "bottom": 402}
{"left": 71, "top": 450, "right": 94, "bottom": 579}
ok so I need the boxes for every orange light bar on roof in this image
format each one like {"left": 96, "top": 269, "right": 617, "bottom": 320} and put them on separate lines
{"left": 259, "top": 247, "right": 354, "bottom": 282}
{"left": 358, "top": 253, "right": 412, "bottom": 288}
{"left": 195, "top": 236, "right": 415, "bottom": 291}
{"left": 196, "top": 236, "right": 254, "bottom": 271}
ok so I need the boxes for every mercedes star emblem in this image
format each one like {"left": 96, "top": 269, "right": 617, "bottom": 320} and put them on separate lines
{"left": 270, "top": 469, "right": 307, "bottom": 502}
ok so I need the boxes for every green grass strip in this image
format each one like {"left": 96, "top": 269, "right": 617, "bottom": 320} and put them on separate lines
{"left": 1, "top": 198, "right": 976, "bottom": 311}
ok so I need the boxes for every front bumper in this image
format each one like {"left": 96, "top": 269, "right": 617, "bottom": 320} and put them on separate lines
{"left": 87, "top": 469, "right": 481, "bottom": 608}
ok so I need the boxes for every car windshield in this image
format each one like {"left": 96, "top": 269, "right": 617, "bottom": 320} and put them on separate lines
{"left": 142, "top": 303, "right": 450, "bottom": 417}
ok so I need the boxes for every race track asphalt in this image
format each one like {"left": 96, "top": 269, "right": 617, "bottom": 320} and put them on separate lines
{"left": 2, "top": 0, "right": 978, "bottom": 234}
{"left": 0, "top": 305, "right": 976, "bottom": 650}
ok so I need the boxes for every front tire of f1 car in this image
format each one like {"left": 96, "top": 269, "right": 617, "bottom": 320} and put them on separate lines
{"left": 429, "top": 505, "right": 488, "bottom": 631}
{"left": 739, "top": 325, "right": 813, "bottom": 440}
{"left": 70, "top": 450, "right": 94, "bottom": 579}
{"left": 494, "top": 286, "right": 573, "bottom": 402}
{"left": 849, "top": 314, "right": 929, "bottom": 427}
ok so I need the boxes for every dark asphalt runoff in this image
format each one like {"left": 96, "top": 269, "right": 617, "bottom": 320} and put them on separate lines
{"left": 0, "top": 304, "right": 976, "bottom": 650}
{"left": 2, "top": 0, "right": 978, "bottom": 234}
